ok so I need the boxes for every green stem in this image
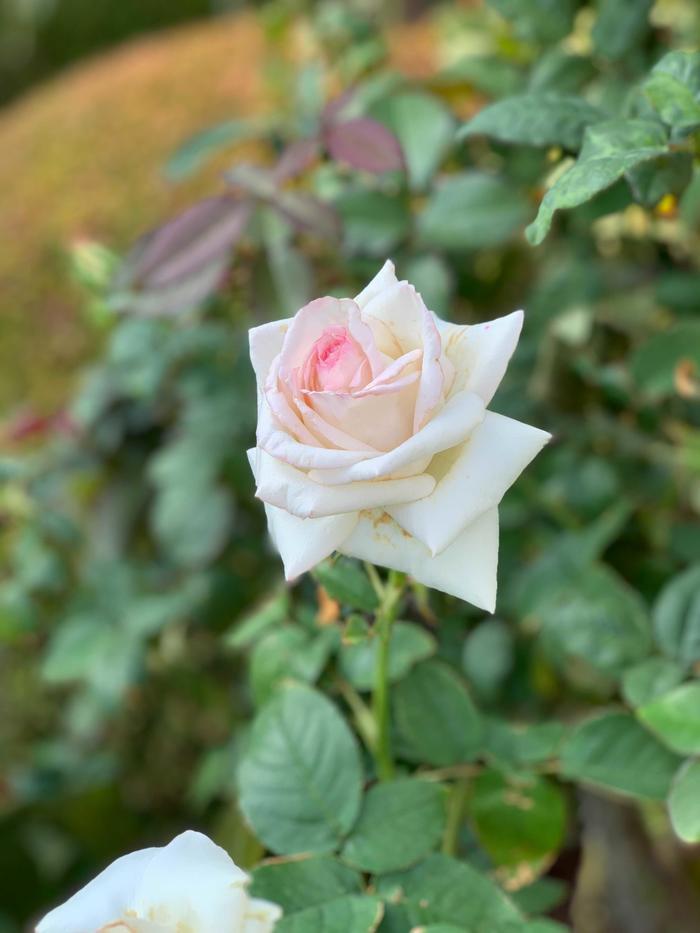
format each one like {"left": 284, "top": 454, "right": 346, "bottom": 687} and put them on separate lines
{"left": 372, "top": 569, "right": 404, "bottom": 781}
{"left": 442, "top": 779, "right": 470, "bottom": 856}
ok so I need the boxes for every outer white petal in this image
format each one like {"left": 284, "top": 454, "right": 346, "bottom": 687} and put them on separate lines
{"left": 254, "top": 448, "right": 435, "bottom": 519}
{"left": 244, "top": 898, "right": 284, "bottom": 933}
{"left": 249, "top": 449, "right": 358, "bottom": 577}
{"left": 440, "top": 309, "right": 523, "bottom": 405}
{"left": 35, "top": 849, "right": 158, "bottom": 933}
{"left": 340, "top": 508, "right": 500, "bottom": 612}
{"left": 249, "top": 320, "right": 289, "bottom": 384}
{"left": 387, "top": 413, "right": 551, "bottom": 555}
{"left": 308, "top": 390, "right": 485, "bottom": 485}
{"left": 131, "top": 831, "right": 250, "bottom": 933}
{"left": 354, "top": 259, "right": 399, "bottom": 309}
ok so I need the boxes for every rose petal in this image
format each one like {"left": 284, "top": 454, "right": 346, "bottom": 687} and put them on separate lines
{"left": 359, "top": 348, "right": 422, "bottom": 394}
{"left": 308, "top": 389, "right": 485, "bottom": 484}
{"left": 346, "top": 302, "right": 388, "bottom": 378}
{"left": 36, "top": 849, "right": 158, "bottom": 933}
{"left": 354, "top": 259, "right": 399, "bottom": 309}
{"left": 254, "top": 448, "right": 435, "bottom": 519}
{"left": 388, "top": 413, "right": 551, "bottom": 555}
{"left": 304, "top": 378, "right": 419, "bottom": 451}
{"left": 362, "top": 280, "right": 448, "bottom": 430}
{"left": 288, "top": 387, "right": 381, "bottom": 451}
{"left": 439, "top": 309, "right": 524, "bottom": 405}
{"left": 340, "top": 508, "right": 499, "bottom": 611}
{"left": 249, "top": 320, "right": 289, "bottom": 383}
{"left": 257, "top": 401, "right": 379, "bottom": 469}
{"left": 265, "top": 358, "right": 325, "bottom": 446}
{"left": 278, "top": 297, "right": 358, "bottom": 375}
{"left": 248, "top": 449, "right": 358, "bottom": 577}
{"left": 130, "top": 831, "right": 251, "bottom": 933}
{"left": 244, "top": 898, "right": 284, "bottom": 933}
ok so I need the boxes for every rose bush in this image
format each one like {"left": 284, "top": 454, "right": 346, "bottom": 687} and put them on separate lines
{"left": 249, "top": 260, "right": 550, "bottom": 610}
{"left": 36, "top": 831, "right": 281, "bottom": 933}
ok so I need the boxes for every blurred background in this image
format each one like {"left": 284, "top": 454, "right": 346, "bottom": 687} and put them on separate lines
{"left": 2, "top": 1, "right": 700, "bottom": 931}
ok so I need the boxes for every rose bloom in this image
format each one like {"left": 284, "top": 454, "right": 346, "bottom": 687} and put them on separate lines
{"left": 249, "top": 260, "right": 550, "bottom": 611}
{"left": 35, "top": 830, "right": 281, "bottom": 933}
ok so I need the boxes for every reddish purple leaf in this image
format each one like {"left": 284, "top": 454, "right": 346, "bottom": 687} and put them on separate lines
{"left": 325, "top": 118, "right": 405, "bottom": 174}
{"left": 273, "top": 138, "right": 321, "bottom": 183}
{"left": 126, "top": 196, "right": 251, "bottom": 289}
{"left": 110, "top": 195, "right": 252, "bottom": 315}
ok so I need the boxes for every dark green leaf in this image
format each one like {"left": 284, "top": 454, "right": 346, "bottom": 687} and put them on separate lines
{"left": 637, "top": 683, "right": 700, "bottom": 755}
{"left": 487, "top": 0, "right": 577, "bottom": 44}
{"left": 251, "top": 856, "right": 362, "bottom": 913}
{"left": 419, "top": 172, "right": 530, "bottom": 251}
{"left": 537, "top": 564, "right": 651, "bottom": 677}
{"left": 668, "top": 760, "right": 700, "bottom": 844}
{"left": 370, "top": 92, "right": 453, "bottom": 190}
{"left": 653, "top": 564, "right": 700, "bottom": 664}
{"left": 644, "top": 51, "right": 700, "bottom": 130}
{"left": 250, "top": 626, "right": 337, "bottom": 705}
{"left": 468, "top": 769, "right": 567, "bottom": 866}
{"left": 377, "top": 853, "right": 522, "bottom": 929}
{"left": 527, "top": 120, "right": 669, "bottom": 244}
{"left": 592, "top": 0, "right": 653, "bottom": 61}
{"left": 341, "top": 778, "right": 446, "bottom": 873}
{"left": 225, "top": 592, "right": 290, "bottom": 650}
{"left": 626, "top": 152, "right": 693, "bottom": 207}
{"left": 462, "top": 620, "right": 515, "bottom": 701}
{"left": 402, "top": 254, "right": 454, "bottom": 319}
{"left": 460, "top": 95, "right": 603, "bottom": 151}
{"left": 621, "top": 657, "right": 685, "bottom": 707}
{"left": 335, "top": 189, "right": 411, "bottom": 256}
{"left": 275, "top": 895, "right": 383, "bottom": 933}
{"left": 435, "top": 56, "right": 524, "bottom": 99}
{"left": 483, "top": 720, "right": 566, "bottom": 770}
{"left": 238, "top": 683, "right": 363, "bottom": 854}
{"left": 528, "top": 52, "right": 595, "bottom": 94}
{"left": 393, "top": 661, "right": 482, "bottom": 766}
{"left": 559, "top": 710, "right": 681, "bottom": 800}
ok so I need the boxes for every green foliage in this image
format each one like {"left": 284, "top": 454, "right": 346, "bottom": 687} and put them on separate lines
{"left": 238, "top": 684, "right": 363, "bottom": 855}
{"left": 341, "top": 778, "right": 447, "bottom": 873}
{"left": 468, "top": 769, "right": 567, "bottom": 867}
{"left": 668, "top": 760, "right": 700, "bottom": 844}
{"left": 638, "top": 683, "right": 700, "bottom": 755}
{"left": 459, "top": 95, "right": 603, "bottom": 150}
{"left": 559, "top": 711, "right": 682, "bottom": 800}
{"left": 418, "top": 173, "right": 530, "bottom": 251}
{"left": 5, "top": 0, "right": 700, "bottom": 928}
{"left": 393, "top": 661, "right": 483, "bottom": 766}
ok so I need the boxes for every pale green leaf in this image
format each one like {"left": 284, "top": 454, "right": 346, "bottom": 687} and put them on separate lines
{"left": 238, "top": 684, "right": 363, "bottom": 854}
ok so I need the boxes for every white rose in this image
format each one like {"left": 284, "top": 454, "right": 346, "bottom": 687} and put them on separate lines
{"left": 35, "top": 830, "right": 281, "bottom": 933}
{"left": 248, "top": 260, "right": 550, "bottom": 611}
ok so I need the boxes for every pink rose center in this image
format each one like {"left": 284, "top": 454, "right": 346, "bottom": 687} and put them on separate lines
{"left": 301, "top": 326, "right": 370, "bottom": 392}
